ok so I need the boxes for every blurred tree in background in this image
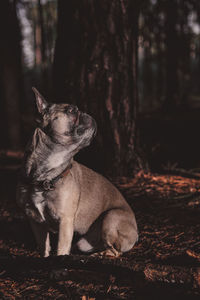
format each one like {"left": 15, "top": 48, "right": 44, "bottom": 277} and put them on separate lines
{"left": 139, "top": 0, "right": 200, "bottom": 112}
{"left": 0, "top": 0, "right": 22, "bottom": 150}
{"left": 1, "top": 0, "right": 200, "bottom": 174}
{"left": 53, "top": 0, "right": 146, "bottom": 175}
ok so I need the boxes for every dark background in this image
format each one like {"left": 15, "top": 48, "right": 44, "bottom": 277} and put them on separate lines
{"left": 1, "top": 0, "right": 200, "bottom": 175}
{"left": 1, "top": 2, "right": 200, "bottom": 298}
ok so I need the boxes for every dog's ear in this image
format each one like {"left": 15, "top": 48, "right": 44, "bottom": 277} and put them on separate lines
{"left": 32, "top": 87, "right": 48, "bottom": 114}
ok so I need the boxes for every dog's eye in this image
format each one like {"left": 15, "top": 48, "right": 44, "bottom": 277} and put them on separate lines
{"left": 54, "top": 116, "right": 58, "bottom": 121}
{"left": 66, "top": 105, "right": 78, "bottom": 115}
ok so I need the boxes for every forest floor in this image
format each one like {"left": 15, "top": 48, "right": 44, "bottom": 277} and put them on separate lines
{"left": 0, "top": 162, "right": 200, "bottom": 299}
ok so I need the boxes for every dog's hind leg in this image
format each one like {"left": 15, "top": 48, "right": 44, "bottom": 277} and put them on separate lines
{"left": 101, "top": 208, "right": 138, "bottom": 255}
{"left": 75, "top": 209, "right": 138, "bottom": 256}
{"left": 30, "top": 220, "right": 51, "bottom": 257}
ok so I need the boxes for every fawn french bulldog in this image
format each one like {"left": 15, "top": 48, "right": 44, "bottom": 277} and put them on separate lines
{"left": 17, "top": 88, "right": 138, "bottom": 257}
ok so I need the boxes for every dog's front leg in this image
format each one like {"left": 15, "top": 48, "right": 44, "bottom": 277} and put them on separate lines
{"left": 57, "top": 217, "right": 74, "bottom": 255}
{"left": 30, "top": 220, "right": 51, "bottom": 257}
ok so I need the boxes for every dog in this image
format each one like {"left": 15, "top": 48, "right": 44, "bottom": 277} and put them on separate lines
{"left": 17, "top": 88, "right": 138, "bottom": 257}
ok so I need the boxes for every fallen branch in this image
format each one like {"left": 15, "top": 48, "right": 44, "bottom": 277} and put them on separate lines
{"left": 144, "top": 264, "right": 200, "bottom": 289}
{"left": 162, "top": 167, "right": 200, "bottom": 180}
{"left": 1, "top": 254, "right": 200, "bottom": 291}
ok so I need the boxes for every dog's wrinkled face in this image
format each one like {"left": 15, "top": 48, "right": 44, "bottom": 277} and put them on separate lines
{"left": 32, "top": 88, "right": 97, "bottom": 148}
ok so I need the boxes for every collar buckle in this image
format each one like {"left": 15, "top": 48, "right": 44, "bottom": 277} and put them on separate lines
{"left": 43, "top": 180, "right": 55, "bottom": 191}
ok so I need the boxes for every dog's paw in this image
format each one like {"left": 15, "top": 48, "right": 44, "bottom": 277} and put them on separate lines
{"left": 91, "top": 247, "right": 121, "bottom": 258}
{"left": 50, "top": 268, "right": 69, "bottom": 280}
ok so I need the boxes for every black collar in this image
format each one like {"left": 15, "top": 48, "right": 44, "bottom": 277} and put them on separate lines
{"left": 20, "top": 164, "right": 72, "bottom": 191}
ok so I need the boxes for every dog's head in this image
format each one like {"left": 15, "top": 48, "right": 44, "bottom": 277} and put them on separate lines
{"left": 32, "top": 87, "right": 97, "bottom": 150}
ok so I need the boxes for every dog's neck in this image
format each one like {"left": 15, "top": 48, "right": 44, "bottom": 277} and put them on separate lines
{"left": 23, "top": 128, "right": 74, "bottom": 181}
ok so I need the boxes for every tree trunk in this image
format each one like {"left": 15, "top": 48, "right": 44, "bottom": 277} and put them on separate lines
{"left": 0, "top": 0, "right": 22, "bottom": 149}
{"left": 163, "top": 0, "right": 179, "bottom": 113}
{"left": 53, "top": 0, "right": 147, "bottom": 176}
{"left": 179, "top": 2, "right": 191, "bottom": 108}
{"left": 37, "top": 0, "right": 46, "bottom": 65}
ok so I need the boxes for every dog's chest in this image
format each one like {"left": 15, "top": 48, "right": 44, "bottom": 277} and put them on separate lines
{"left": 19, "top": 185, "right": 60, "bottom": 227}
{"left": 31, "top": 190, "right": 48, "bottom": 222}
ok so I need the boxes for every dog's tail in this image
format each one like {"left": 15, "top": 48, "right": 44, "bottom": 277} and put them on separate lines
{"left": 76, "top": 238, "right": 94, "bottom": 253}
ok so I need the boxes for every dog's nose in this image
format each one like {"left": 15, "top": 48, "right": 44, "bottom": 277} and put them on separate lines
{"left": 67, "top": 105, "right": 78, "bottom": 115}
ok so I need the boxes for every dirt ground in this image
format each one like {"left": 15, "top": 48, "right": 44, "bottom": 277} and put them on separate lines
{"left": 0, "top": 166, "right": 200, "bottom": 299}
